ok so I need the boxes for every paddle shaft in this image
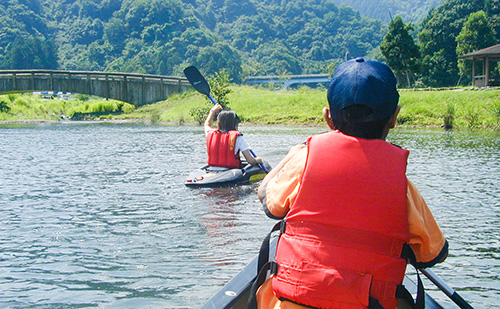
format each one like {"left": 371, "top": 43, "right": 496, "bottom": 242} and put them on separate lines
{"left": 183, "top": 66, "right": 269, "bottom": 173}
{"left": 207, "top": 94, "right": 217, "bottom": 105}
{"left": 420, "top": 268, "right": 473, "bottom": 309}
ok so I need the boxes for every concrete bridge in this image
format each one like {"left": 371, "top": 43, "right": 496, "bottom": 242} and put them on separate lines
{"left": 0, "top": 70, "right": 190, "bottom": 106}
{"left": 245, "top": 74, "right": 331, "bottom": 89}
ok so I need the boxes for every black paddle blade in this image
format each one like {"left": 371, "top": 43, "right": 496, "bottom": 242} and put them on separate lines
{"left": 183, "top": 66, "right": 211, "bottom": 96}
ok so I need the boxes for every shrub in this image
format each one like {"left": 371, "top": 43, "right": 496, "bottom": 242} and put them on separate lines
{"left": 208, "top": 69, "right": 232, "bottom": 108}
{"left": 189, "top": 105, "right": 211, "bottom": 125}
{"left": 0, "top": 99, "right": 10, "bottom": 113}
{"left": 443, "top": 102, "right": 455, "bottom": 130}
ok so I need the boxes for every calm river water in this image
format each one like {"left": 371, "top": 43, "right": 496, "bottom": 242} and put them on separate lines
{"left": 0, "top": 123, "right": 498, "bottom": 308}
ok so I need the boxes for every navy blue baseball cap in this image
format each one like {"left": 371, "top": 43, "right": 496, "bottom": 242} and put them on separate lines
{"left": 327, "top": 57, "right": 399, "bottom": 122}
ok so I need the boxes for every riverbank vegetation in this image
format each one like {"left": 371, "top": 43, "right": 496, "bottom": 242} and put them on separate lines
{"left": 1, "top": 86, "right": 499, "bottom": 131}
{"left": 0, "top": 93, "right": 135, "bottom": 122}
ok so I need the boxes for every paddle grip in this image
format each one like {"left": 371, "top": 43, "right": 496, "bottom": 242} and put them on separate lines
{"left": 208, "top": 95, "right": 218, "bottom": 105}
{"left": 250, "top": 149, "right": 269, "bottom": 173}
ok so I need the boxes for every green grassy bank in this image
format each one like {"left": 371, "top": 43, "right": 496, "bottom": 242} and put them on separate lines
{"left": 1, "top": 86, "right": 499, "bottom": 130}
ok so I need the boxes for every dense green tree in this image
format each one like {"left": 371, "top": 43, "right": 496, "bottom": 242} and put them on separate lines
{"left": 418, "top": 1, "right": 480, "bottom": 86}
{"left": 0, "top": 0, "right": 56, "bottom": 69}
{"left": 456, "top": 11, "right": 497, "bottom": 84}
{"left": 329, "top": 0, "right": 445, "bottom": 23}
{"left": 215, "top": 0, "right": 385, "bottom": 75}
{"left": 380, "top": 16, "right": 420, "bottom": 87}
{"left": 485, "top": 0, "right": 500, "bottom": 36}
{"left": 2, "top": 36, "right": 57, "bottom": 69}
{"left": 417, "top": 0, "right": 500, "bottom": 87}
{"left": 194, "top": 43, "right": 243, "bottom": 82}
{"left": 221, "top": 0, "right": 257, "bottom": 23}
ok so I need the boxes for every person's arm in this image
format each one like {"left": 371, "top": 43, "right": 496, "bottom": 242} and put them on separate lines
{"left": 235, "top": 135, "right": 262, "bottom": 165}
{"left": 407, "top": 180, "right": 448, "bottom": 268}
{"left": 258, "top": 145, "right": 307, "bottom": 220}
{"left": 204, "top": 103, "right": 223, "bottom": 133}
{"left": 258, "top": 143, "right": 306, "bottom": 202}
{"left": 241, "top": 150, "right": 263, "bottom": 165}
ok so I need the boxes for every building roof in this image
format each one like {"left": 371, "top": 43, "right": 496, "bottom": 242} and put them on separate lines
{"left": 458, "top": 43, "right": 500, "bottom": 59}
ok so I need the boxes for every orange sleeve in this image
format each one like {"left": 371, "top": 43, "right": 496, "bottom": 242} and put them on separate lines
{"left": 407, "top": 180, "right": 447, "bottom": 263}
{"left": 264, "top": 148, "right": 307, "bottom": 218}
{"left": 257, "top": 276, "right": 309, "bottom": 309}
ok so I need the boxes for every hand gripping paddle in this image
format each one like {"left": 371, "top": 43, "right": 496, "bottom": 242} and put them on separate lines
{"left": 183, "top": 66, "right": 269, "bottom": 173}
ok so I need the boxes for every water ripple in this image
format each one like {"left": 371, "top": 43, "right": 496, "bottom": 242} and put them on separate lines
{"left": 0, "top": 124, "right": 498, "bottom": 308}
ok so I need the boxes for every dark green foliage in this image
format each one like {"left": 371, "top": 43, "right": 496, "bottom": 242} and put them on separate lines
{"left": 456, "top": 11, "right": 498, "bottom": 84}
{"left": 380, "top": 16, "right": 420, "bottom": 87}
{"left": 217, "top": 0, "right": 386, "bottom": 75}
{"left": 2, "top": 35, "right": 58, "bottom": 69}
{"left": 329, "top": 0, "right": 445, "bottom": 23}
{"left": 0, "top": 99, "right": 11, "bottom": 113}
{"left": 189, "top": 105, "right": 212, "bottom": 125}
{"left": 208, "top": 69, "right": 232, "bottom": 108}
{"left": 1, "top": 0, "right": 388, "bottom": 80}
{"left": 189, "top": 68, "right": 232, "bottom": 124}
{"left": 6, "top": 0, "right": 499, "bottom": 88}
{"left": 417, "top": 0, "right": 500, "bottom": 87}
{"left": 0, "top": 0, "right": 57, "bottom": 69}
{"left": 444, "top": 102, "right": 455, "bottom": 129}
{"left": 194, "top": 43, "right": 243, "bottom": 82}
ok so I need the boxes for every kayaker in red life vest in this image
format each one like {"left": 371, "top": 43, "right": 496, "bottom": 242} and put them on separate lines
{"left": 255, "top": 58, "right": 448, "bottom": 309}
{"left": 204, "top": 103, "right": 263, "bottom": 169}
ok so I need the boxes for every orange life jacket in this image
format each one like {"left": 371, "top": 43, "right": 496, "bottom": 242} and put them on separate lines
{"left": 272, "top": 131, "right": 410, "bottom": 309}
{"left": 206, "top": 129, "right": 242, "bottom": 169}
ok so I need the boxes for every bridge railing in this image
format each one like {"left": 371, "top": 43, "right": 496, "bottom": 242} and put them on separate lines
{"left": 0, "top": 70, "right": 191, "bottom": 106}
{"left": 245, "top": 74, "right": 331, "bottom": 89}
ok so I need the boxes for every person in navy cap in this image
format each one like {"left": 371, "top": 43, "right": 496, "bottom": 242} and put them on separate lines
{"left": 253, "top": 58, "right": 448, "bottom": 309}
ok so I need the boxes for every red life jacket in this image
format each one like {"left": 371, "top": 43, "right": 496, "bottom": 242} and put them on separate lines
{"left": 206, "top": 129, "right": 242, "bottom": 168}
{"left": 272, "top": 131, "right": 410, "bottom": 309}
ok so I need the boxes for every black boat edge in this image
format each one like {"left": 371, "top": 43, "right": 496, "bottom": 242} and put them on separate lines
{"left": 201, "top": 237, "right": 443, "bottom": 309}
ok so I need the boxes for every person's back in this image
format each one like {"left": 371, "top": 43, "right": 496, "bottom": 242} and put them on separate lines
{"left": 204, "top": 104, "right": 262, "bottom": 169}
{"left": 255, "top": 58, "right": 448, "bottom": 309}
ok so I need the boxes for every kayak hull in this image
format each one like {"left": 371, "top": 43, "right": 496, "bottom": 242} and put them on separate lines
{"left": 185, "top": 162, "right": 271, "bottom": 187}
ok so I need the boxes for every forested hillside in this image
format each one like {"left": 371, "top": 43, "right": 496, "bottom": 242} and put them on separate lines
{"left": 1, "top": 0, "right": 499, "bottom": 88}
{"left": 329, "top": 0, "right": 445, "bottom": 23}
{"left": 0, "top": 0, "right": 386, "bottom": 80}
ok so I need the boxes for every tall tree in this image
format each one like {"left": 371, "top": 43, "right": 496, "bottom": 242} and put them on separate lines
{"left": 456, "top": 10, "right": 497, "bottom": 84}
{"left": 3, "top": 36, "right": 57, "bottom": 69}
{"left": 418, "top": 0, "right": 485, "bottom": 87}
{"left": 380, "top": 16, "right": 420, "bottom": 87}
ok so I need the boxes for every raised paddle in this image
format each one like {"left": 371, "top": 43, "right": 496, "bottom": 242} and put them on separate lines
{"left": 420, "top": 268, "right": 473, "bottom": 309}
{"left": 183, "top": 65, "right": 269, "bottom": 173}
{"left": 183, "top": 65, "right": 218, "bottom": 105}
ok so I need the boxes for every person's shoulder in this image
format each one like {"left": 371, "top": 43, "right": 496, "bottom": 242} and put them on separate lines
{"left": 205, "top": 128, "right": 218, "bottom": 136}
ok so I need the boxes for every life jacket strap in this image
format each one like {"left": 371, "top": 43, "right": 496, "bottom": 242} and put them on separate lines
{"left": 257, "top": 220, "right": 284, "bottom": 271}
{"left": 248, "top": 220, "right": 284, "bottom": 309}
{"left": 400, "top": 244, "right": 425, "bottom": 308}
{"left": 395, "top": 272, "right": 425, "bottom": 309}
